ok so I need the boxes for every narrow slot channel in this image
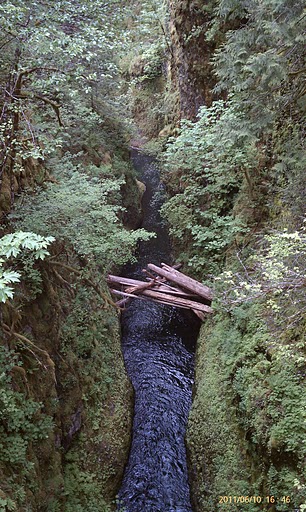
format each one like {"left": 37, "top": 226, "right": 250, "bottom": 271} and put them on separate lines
{"left": 117, "top": 150, "right": 201, "bottom": 512}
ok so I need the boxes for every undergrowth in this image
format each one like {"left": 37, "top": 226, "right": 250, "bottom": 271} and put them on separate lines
{"left": 0, "top": 347, "right": 53, "bottom": 511}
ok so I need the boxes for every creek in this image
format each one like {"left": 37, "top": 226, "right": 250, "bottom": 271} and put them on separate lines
{"left": 117, "top": 150, "right": 200, "bottom": 512}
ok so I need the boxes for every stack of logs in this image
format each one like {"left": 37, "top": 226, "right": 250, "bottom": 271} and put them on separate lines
{"left": 107, "top": 263, "right": 213, "bottom": 321}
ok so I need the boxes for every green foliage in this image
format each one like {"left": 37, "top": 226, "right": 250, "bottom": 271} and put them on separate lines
{"left": 0, "top": 497, "right": 17, "bottom": 512}
{"left": 57, "top": 281, "right": 132, "bottom": 511}
{"left": 161, "top": 0, "right": 305, "bottom": 276}
{"left": 0, "top": 231, "right": 54, "bottom": 302}
{"left": 129, "top": 43, "right": 165, "bottom": 82}
{"left": 19, "top": 254, "right": 44, "bottom": 300}
{"left": 0, "top": 346, "right": 53, "bottom": 509}
{"left": 11, "top": 164, "right": 153, "bottom": 271}
{"left": 63, "top": 460, "right": 112, "bottom": 512}
{"left": 0, "top": 0, "right": 137, "bottom": 216}
{"left": 213, "top": 0, "right": 305, "bottom": 128}
{"left": 118, "top": 0, "right": 172, "bottom": 137}
{"left": 0, "top": 231, "right": 55, "bottom": 260}
{"left": 208, "top": 221, "right": 306, "bottom": 504}
{"left": 167, "top": 2, "right": 306, "bottom": 506}
{"left": 0, "top": 2, "right": 160, "bottom": 511}
{"left": 216, "top": 221, "right": 306, "bottom": 330}
{"left": 0, "top": 0, "right": 125, "bottom": 97}
{"left": 0, "top": 270, "right": 20, "bottom": 303}
{"left": 161, "top": 100, "right": 253, "bottom": 274}
{"left": 187, "top": 319, "right": 255, "bottom": 512}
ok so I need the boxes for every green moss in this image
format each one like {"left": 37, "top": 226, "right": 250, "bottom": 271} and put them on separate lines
{"left": 1, "top": 258, "right": 132, "bottom": 511}
{"left": 187, "top": 318, "right": 256, "bottom": 512}
{"left": 188, "top": 304, "right": 306, "bottom": 511}
{"left": 59, "top": 284, "right": 132, "bottom": 509}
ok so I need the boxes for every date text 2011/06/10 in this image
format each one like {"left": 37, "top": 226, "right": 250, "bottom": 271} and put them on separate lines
{"left": 218, "top": 495, "right": 291, "bottom": 505}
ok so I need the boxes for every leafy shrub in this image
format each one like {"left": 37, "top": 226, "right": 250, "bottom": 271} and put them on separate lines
{"left": 161, "top": 100, "right": 253, "bottom": 274}
{"left": 0, "top": 232, "right": 54, "bottom": 302}
{"left": 11, "top": 164, "right": 153, "bottom": 272}
{"left": 129, "top": 42, "right": 165, "bottom": 82}
{"left": 215, "top": 221, "right": 306, "bottom": 330}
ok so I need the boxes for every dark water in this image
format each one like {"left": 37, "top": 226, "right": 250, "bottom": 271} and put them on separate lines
{"left": 117, "top": 151, "right": 200, "bottom": 512}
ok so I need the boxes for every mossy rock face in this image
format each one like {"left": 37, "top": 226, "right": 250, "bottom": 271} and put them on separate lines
{"left": 0, "top": 157, "right": 46, "bottom": 219}
{"left": 0, "top": 173, "right": 12, "bottom": 213}
{"left": 168, "top": 0, "right": 218, "bottom": 119}
{"left": 130, "top": 77, "right": 167, "bottom": 138}
{"left": 187, "top": 306, "right": 306, "bottom": 512}
{"left": 187, "top": 319, "right": 254, "bottom": 512}
{"left": 1, "top": 258, "right": 133, "bottom": 512}
{"left": 121, "top": 173, "right": 144, "bottom": 229}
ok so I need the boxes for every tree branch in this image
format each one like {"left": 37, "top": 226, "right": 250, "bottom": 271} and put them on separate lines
{"left": 49, "top": 261, "right": 119, "bottom": 309}
{"left": 17, "top": 66, "right": 65, "bottom": 79}
{"left": 34, "top": 95, "right": 64, "bottom": 126}
{"left": 3, "top": 323, "right": 56, "bottom": 382}
{"left": 289, "top": 67, "right": 306, "bottom": 77}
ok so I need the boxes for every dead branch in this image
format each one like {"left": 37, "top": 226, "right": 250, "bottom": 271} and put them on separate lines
{"left": 49, "top": 261, "right": 119, "bottom": 309}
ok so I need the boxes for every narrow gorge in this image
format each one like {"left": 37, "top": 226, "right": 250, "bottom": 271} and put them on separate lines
{"left": 0, "top": 1, "right": 305, "bottom": 512}
{"left": 117, "top": 150, "right": 200, "bottom": 512}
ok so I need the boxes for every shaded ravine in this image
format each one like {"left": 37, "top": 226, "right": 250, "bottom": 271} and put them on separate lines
{"left": 117, "top": 150, "right": 200, "bottom": 512}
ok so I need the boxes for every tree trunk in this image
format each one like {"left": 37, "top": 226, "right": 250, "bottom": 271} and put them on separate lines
{"left": 147, "top": 264, "right": 213, "bottom": 301}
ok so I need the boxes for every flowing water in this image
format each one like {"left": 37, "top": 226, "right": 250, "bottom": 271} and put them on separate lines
{"left": 117, "top": 150, "right": 200, "bottom": 512}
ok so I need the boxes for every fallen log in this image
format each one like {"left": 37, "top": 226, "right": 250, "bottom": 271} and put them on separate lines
{"left": 108, "top": 273, "right": 197, "bottom": 299}
{"left": 116, "top": 297, "right": 130, "bottom": 307}
{"left": 143, "top": 270, "right": 205, "bottom": 298}
{"left": 110, "top": 288, "right": 213, "bottom": 313}
{"left": 108, "top": 275, "right": 145, "bottom": 287}
{"left": 148, "top": 283, "right": 197, "bottom": 298}
{"left": 142, "top": 289, "right": 213, "bottom": 313}
{"left": 111, "top": 289, "right": 189, "bottom": 309}
{"left": 147, "top": 263, "right": 213, "bottom": 301}
{"left": 192, "top": 310, "right": 206, "bottom": 321}
{"left": 111, "top": 289, "right": 148, "bottom": 302}
{"left": 125, "top": 279, "right": 157, "bottom": 295}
